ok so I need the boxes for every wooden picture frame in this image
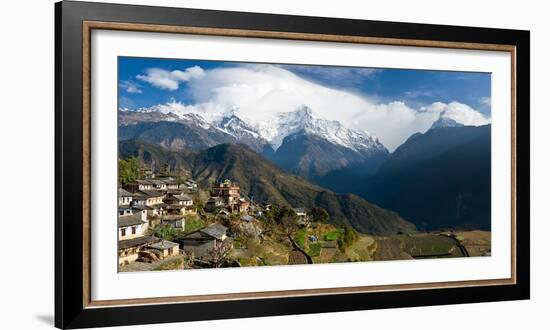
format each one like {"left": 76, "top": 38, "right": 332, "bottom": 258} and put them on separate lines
{"left": 55, "top": 1, "right": 530, "bottom": 328}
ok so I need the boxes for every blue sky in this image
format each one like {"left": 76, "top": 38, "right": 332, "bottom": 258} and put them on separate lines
{"left": 118, "top": 56, "right": 491, "bottom": 115}
{"left": 118, "top": 56, "right": 491, "bottom": 150}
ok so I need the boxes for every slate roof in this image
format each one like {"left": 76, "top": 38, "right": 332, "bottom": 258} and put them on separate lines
{"left": 200, "top": 223, "right": 228, "bottom": 240}
{"left": 166, "top": 189, "right": 183, "bottom": 195}
{"left": 166, "top": 204, "right": 184, "bottom": 210}
{"left": 118, "top": 235, "right": 158, "bottom": 250}
{"left": 118, "top": 214, "right": 146, "bottom": 227}
{"left": 177, "top": 230, "right": 213, "bottom": 242}
{"left": 131, "top": 205, "right": 151, "bottom": 211}
{"left": 149, "top": 203, "right": 168, "bottom": 209}
{"left": 149, "top": 240, "right": 179, "bottom": 250}
{"left": 174, "top": 194, "right": 193, "bottom": 201}
{"left": 149, "top": 180, "right": 166, "bottom": 186}
{"left": 136, "top": 180, "right": 153, "bottom": 185}
{"left": 138, "top": 190, "right": 164, "bottom": 198}
{"left": 118, "top": 188, "right": 133, "bottom": 197}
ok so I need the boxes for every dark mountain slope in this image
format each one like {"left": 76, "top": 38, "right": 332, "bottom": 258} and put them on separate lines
{"left": 271, "top": 131, "right": 388, "bottom": 180}
{"left": 192, "top": 143, "right": 416, "bottom": 235}
{"left": 119, "top": 121, "right": 236, "bottom": 152}
{"left": 360, "top": 125, "right": 491, "bottom": 231}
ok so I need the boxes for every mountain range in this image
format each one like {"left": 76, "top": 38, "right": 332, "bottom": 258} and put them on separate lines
{"left": 119, "top": 106, "right": 492, "bottom": 232}
{"left": 119, "top": 106, "right": 388, "bottom": 181}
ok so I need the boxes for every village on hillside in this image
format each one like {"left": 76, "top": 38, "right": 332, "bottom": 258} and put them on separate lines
{"left": 117, "top": 161, "right": 491, "bottom": 272}
{"left": 117, "top": 160, "right": 371, "bottom": 271}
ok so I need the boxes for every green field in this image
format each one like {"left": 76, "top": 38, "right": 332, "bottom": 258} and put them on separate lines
{"left": 323, "top": 229, "right": 344, "bottom": 241}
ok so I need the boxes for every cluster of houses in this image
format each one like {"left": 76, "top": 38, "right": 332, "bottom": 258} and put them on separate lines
{"left": 118, "top": 175, "right": 313, "bottom": 268}
{"left": 205, "top": 180, "right": 251, "bottom": 214}
{"left": 118, "top": 177, "right": 261, "bottom": 268}
{"left": 118, "top": 176, "right": 198, "bottom": 265}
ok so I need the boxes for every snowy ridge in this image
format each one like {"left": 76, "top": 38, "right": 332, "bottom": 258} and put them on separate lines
{"left": 120, "top": 104, "right": 386, "bottom": 154}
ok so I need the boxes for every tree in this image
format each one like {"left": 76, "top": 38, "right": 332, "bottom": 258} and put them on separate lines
{"left": 338, "top": 226, "right": 359, "bottom": 252}
{"left": 155, "top": 224, "right": 177, "bottom": 242}
{"left": 205, "top": 241, "right": 233, "bottom": 268}
{"left": 309, "top": 207, "right": 329, "bottom": 223}
{"left": 119, "top": 157, "right": 140, "bottom": 184}
{"left": 274, "top": 206, "right": 297, "bottom": 224}
{"left": 280, "top": 213, "right": 299, "bottom": 236}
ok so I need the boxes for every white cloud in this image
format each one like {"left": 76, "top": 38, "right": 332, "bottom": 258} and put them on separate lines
{"left": 424, "top": 102, "right": 491, "bottom": 126}
{"left": 119, "top": 80, "right": 142, "bottom": 94}
{"left": 134, "top": 64, "right": 490, "bottom": 151}
{"left": 136, "top": 66, "right": 205, "bottom": 90}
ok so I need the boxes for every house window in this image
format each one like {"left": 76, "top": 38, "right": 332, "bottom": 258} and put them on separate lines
{"left": 131, "top": 227, "right": 136, "bottom": 235}
{"left": 121, "top": 228, "right": 126, "bottom": 237}
{"left": 168, "top": 247, "right": 173, "bottom": 255}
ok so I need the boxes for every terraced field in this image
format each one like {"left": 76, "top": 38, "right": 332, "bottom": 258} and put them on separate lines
{"left": 455, "top": 230, "right": 491, "bottom": 256}
{"left": 398, "top": 234, "right": 463, "bottom": 258}
{"left": 373, "top": 237, "right": 413, "bottom": 261}
{"left": 372, "top": 232, "right": 477, "bottom": 261}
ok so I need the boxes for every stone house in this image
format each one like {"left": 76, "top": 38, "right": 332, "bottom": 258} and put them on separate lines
{"left": 211, "top": 180, "right": 241, "bottom": 205}
{"left": 123, "top": 179, "right": 154, "bottom": 192}
{"left": 236, "top": 198, "right": 250, "bottom": 213}
{"left": 118, "top": 188, "right": 133, "bottom": 206}
{"left": 176, "top": 223, "right": 229, "bottom": 259}
{"left": 135, "top": 190, "right": 165, "bottom": 206}
{"left": 118, "top": 213, "right": 149, "bottom": 240}
{"left": 118, "top": 235, "right": 158, "bottom": 266}
{"left": 161, "top": 215, "right": 185, "bottom": 230}
{"left": 118, "top": 213, "right": 153, "bottom": 265}
{"left": 204, "top": 197, "right": 225, "bottom": 212}
{"left": 183, "top": 179, "right": 197, "bottom": 190}
{"left": 147, "top": 240, "right": 180, "bottom": 259}
{"left": 149, "top": 179, "right": 167, "bottom": 191}
{"left": 164, "top": 193, "right": 193, "bottom": 207}
{"left": 293, "top": 208, "right": 310, "bottom": 227}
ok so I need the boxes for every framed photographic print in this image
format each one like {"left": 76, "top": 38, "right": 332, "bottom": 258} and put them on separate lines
{"left": 55, "top": 1, "right": 530, "bottom": 328}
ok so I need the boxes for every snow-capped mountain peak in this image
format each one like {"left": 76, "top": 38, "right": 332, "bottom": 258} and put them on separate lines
{"left": 254, "top": 105, "right": 385, "bottom": 153}
{"left": 430, "top": 112, "right": 465, "bottom": 130}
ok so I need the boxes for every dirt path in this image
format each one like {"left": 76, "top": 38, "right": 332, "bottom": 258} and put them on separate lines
{"left": 288, "top": 234, "right": 313, "bottom": 264}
